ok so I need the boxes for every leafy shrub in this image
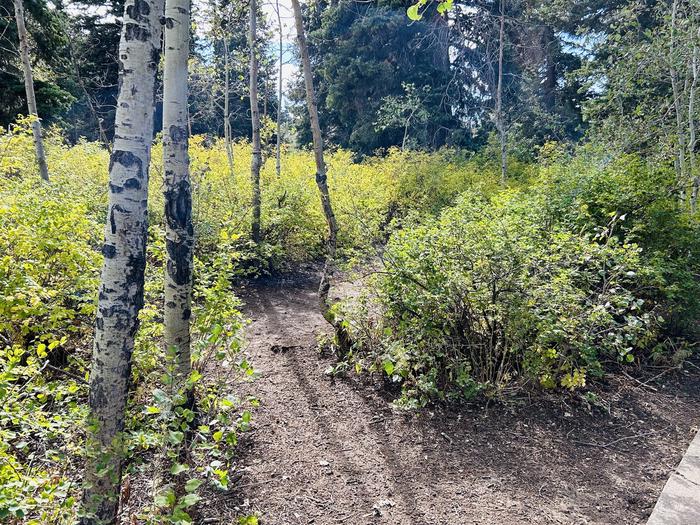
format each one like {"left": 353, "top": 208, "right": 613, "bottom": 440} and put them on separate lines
{"left": 0, "top": 179, "right": 102, "bottom": 350}
{"left": 536, "top": 145, "right": 700, "bottom": 336}
{"left": 345, "top": 190, "right": 665, "bottom": 405}
{"left": 0, "top": 124, "right": 256, "bottom": 522}
{"left": 124, "top": 231, "right": 252, "bottom": 525}
{"left": 4, "top": 123, "right": 475, "bottom": 521}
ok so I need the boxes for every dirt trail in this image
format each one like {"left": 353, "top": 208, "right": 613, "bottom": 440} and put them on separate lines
{"left": 225, "top": 271, "right": 700, "bottom": 525}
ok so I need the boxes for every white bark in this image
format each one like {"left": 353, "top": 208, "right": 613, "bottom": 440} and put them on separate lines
{"left": 670, "top": 0, "right": 687, "bottom": 192}
{"left": 276, "top": 0, "right": 283, "bottom": 178}
{"left": 292, "top": 0, "right": 346, "bottom": 350}
{"left": 13, "top": 0, "right": 49, "bottom": 181}
{"left": 223, "top": 37, "right": 235, "bottom": 179}
{"left": 691, "top": 36, "right": 699, "bottom": 213}
{"left": 250, "top": 0, "right": 262, "bottom": 242}
{"left": 163, "top": 0, "right": 193, "bottom": 383}
{"left": 80, "top": 0, "right": 164, "bottom": 520}
{"left": 496, "top": 0, "right": 507, "bottom": 185}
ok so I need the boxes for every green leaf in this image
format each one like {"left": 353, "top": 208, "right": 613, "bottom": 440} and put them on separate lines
{"left": 188, "top": 369, "right": 203, "bottom": 384}
{"left": 155, "top": 488, "right": 176, "bottom": 508}
{"left": 437, "top": 0, "right": 453, "bottom": 13}
{"left": 382, "top": 359, "right": 395, "bottom": 376}
{"left": 185, "top": 478, "right": 203, "bottom": 492}
{"left": 178, "top": 493, "right": 201, "bottom": 508}
{"left": 170, "top": 507, "right": 192, "bottom": 523}
{"left": 407, "top": 4, "right": 422, "bottom": 20}
{"left": 171, "top": 463, "right": 190, "bottom": 475}
{"left": 168, "top": 430, "right": 185, "bottom": 445}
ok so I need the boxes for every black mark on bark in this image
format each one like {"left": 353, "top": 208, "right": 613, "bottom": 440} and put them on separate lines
{"left": 164, "top": 179, "right": 193, "bottom": 287}
{"left": 109, "top": 150, "right": 144, "bottom": 179}
{"left": 124, "top": 23, "right": 151, "bottom": 42}
{"left": 126, "top": 0, "right": 150, "bottom": 21}
{"left": 102, "top": 244, "right": 117, "bottom": 258}
{"left": 169, "top": 124, "right": 188, "bottom": 143}
{"left": 109, "top": 206, "right": 117, "bottom": 234}
{"left": 124, "top": 177, "right": 141, "bottom": 190}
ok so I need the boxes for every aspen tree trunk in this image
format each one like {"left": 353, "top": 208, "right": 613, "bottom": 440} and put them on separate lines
{"left": 223, "top": 37, "right": 235, "bottom": 179}
{"left": 690, "top": 38, "right": 699, "bottom": 213}
{"left": 496, "top": 0, "right": 507, "bottom": 185}
{"left": 263, "top": 76, "right": 268, "bottom": 118}
{"left": 670, "top": 0, "right": 687, "bottom": 196}
{"left": 250, "top": 0, "right": 262, "bottom": 243}
{"left": 401, "top": 107, "right": 417, "bottom": 152}
{"left": 163, "top": 0, "right": 193, "bottom": 383}
{"left": 275, "top": 0, "right": 283, "bottom": 178}
{"left": 80, "top": 0, "right": 163, "bottom": 521}
{"left": 291, "top": 0, "right": 345, "bottom": 344}
{"left": 13, "top": 0, "right": 49, "bottom": 182}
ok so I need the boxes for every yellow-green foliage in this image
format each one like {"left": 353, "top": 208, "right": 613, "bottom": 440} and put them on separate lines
{"left": 2, "top": 119, "right": 696, "bottom": 519}
{"left": 0, "top": 120, "right": 498, "bottom": 522}
{"left": 341, "top": 144, "right": 699, "bottom": 406}
{"left": 345, "top": 189, "right": 663, "bottom": 406}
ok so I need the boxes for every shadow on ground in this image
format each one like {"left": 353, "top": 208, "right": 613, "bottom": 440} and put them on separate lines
{"left": 212, "top": 271, "right": 700, "bottom": 525}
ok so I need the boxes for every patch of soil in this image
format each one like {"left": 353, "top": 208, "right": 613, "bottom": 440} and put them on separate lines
{"left": 221, "top": 270, "right": 700, "bottom": 525}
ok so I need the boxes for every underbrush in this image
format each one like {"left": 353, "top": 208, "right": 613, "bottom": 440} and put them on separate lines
{"left": 3, "top": 118, "right": 697, "bottom": 517}
{"left": 0, "top": 121, "right": 495, "bottom": 521}
{"left": 0, "top": 186, "right": 253, "bottom": 523}
{"left": 0, "top": 124, "right": 257, "bottom": 523}
{"left": 340, "top": 147, "right": 700, "bottom": 406}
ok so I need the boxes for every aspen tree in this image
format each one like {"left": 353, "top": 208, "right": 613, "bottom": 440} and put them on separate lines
{"left": 275, "top": 0, "right": 283, "bottom": 178}
{"left": 163, "top": 0, "right": 193, "bottom": 383}
{"left": 223, "top": 36, "right": 235, "bottom": 179}
{"left": 80, "top": 0, "right": 164, "bottom": 520}
{"left": 670, "top": 0, "right": 688, "bottom": 193}
{"left": 250, "top": 0, "right": 262, "bottom": 243}
{"left": 291, "top": 0, "right": 350, "bottom": 353}
{"left": 12, "top": 0, "right": 49, "bottom": 182}
{"left": 496, "top": 0, "right": 507, "bottom": 184}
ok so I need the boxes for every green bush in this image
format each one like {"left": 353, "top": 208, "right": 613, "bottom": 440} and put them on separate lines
{"left": 0, "top": 178, "right": 102, "bottom": 350}
{"left": 345, "top": 190, "right": 665, "bottom": 405}
{"left": 0, "top": 181, "right": 98, "bottom": 523}
{"left": 536, "top": 145, "right": 700, "bottom": 336}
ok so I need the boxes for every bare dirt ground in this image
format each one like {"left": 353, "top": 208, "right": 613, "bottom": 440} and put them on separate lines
{"left": 223, "top": 270, "right": 700, "bottom": 525}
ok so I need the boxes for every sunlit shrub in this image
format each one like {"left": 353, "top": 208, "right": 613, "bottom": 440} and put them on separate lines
{"left": 345, "top": 191, "right": 664, "bottom": 405}
{"left": 0, "top": 179, "right": 102, "bottom": 350}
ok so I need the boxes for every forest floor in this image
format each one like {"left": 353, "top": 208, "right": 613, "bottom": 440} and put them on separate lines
{"left": 208, "top": 269, "right": 700, "bottom": 525}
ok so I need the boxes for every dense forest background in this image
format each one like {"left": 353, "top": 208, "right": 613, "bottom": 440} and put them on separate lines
{"left": 3, "top": 0, "right": 697, "bottom": 165}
